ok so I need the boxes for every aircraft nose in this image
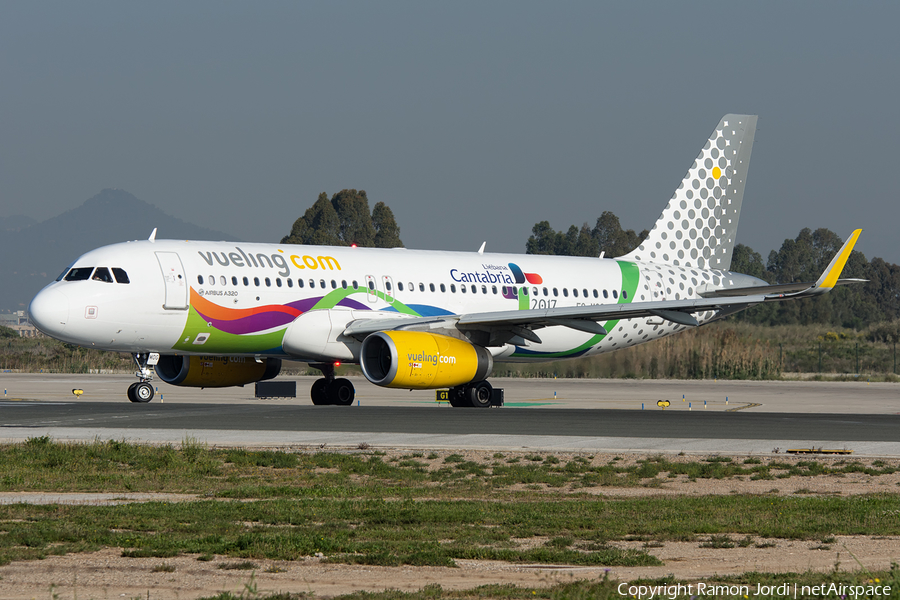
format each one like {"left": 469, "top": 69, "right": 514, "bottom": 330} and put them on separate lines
{"left": 29, "top": 286, "right": 69, "bottom": 336}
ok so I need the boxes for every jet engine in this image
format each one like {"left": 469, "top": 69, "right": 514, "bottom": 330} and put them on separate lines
{"left": 155, "top": 355, "right": 281, "bottom": 388}
{"left": 360, "top": 331, "right": 492, "bottom": 389}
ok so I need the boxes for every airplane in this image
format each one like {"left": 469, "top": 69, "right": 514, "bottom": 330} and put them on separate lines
{"left": 28, "top": 115, "right": 863, "bottom": 406}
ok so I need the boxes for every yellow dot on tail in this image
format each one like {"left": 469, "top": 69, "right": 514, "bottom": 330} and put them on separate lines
{"left": 712, "top": 166, "right": 722, "bottom": 179}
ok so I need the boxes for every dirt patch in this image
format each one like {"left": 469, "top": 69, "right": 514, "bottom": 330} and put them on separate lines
{"left": 1, "top": 536, "right": 898, "bottom": 600}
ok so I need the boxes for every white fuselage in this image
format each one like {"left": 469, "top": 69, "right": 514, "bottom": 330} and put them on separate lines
{"left": 29, "top": 239, "right": 761, "bottom": 363}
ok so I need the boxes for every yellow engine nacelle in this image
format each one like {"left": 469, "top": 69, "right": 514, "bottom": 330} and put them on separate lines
{"left": 360, "top": 331, "right": 493, "bottom": 389}
{"left": 154, "top": 355, "right": 282, "bottom": 388}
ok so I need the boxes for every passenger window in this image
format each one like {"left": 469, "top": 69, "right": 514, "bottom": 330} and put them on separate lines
{"left": 429, "top": 283, "right": 435, "bottom": 292}
{"left": 583, "top": 289, "right": 588, "bottom": 297}
{"left": 331, "top": 280, "right": 337, "bottom": 289}
{"left": 65, "top": 267, "right": 93, "bottom": 281}
{"left": 309, "top": 279, "right": 315, "bottom": 288}
{"left": 470, "top": 285, "right": 476, "bottom": 294}
{"left": 232, "top": 276, "right": 238, "bottom": 286}
{"left": 92, "top": 268, "right": 113, "bottom": 283}
{"left": 603, "top": 289, "right": 609, "bottom": 299}
{"left": 209, "top": 275, "right": 215, "bottom": 286}
{"left": 369, "top": 280, "right": 376, "bottom": 290}
{"left": 501, "top": 286, "right": 507, "bottom": 295}
{"left": 386, "top": 281, "right": 392, "bottom": 291}
{"left": 352, "top": 280, "right": 358, "bottom": 289}
{"left": 265, "top": 278, "right": 271, "bottom": 287}
{"left": 481, "top": 285, "right": 486, "bottom": 294}
{"left": 287, "top": 279, "right": 293, "bottom": 288}
{"left": 593, "top": 289, "right": 598, "bottom": 298}
{"left": 243, "top": 277, "right": 249, "bottom": 286}
{"left": 320, "top": 280, "right": 326, "bottom": 288}
{"left": 533, "top": 287, "right": 538, "bottom": 296}
{"left": 112, "top": 268, "right": 130, "bottom": 284}
{"left": 440, "top": 283, "right": 446, "bottom": 292}
{"left": 450, "top": 284, "right": 456, "bottom": 293}
{"left": 622, "top": 290, "right": 628, "bottom": 299}
{"left": 553, "top": 288, "right": 559, "bottom": 297}
{"left": 563, "top": 288, "right": 569, "bottom": 297}
{"left": 276, "top": 278, "right": 282, "bottom": 287}
{"left": 408, "top": 282, "right": 413, "bottom": 291}
{"left": 572, "top": 289, "right": 578, "bottom": 297}
{"left": 492, "top": 286, "right": 498, "bottom": 295}
{"left": 342, "top": 280, "right": 348, "bottom": 289}
{"left": 398, "top": 282, "right": 404, "bottom": 291}
{"left": 543, "top": 287, "right": 549, "bottom": 296}
{"left": 198, "top": 275, "right": 204, "bottom": 285}
{"left": 419, "top": 283, "right": 425, "bottom": 292}
{"left": 461, "top": 285, "right": 466, "bottom": 294}
{"left": 612, "top": 290, "right": 618, "bottom": 299}
{"left": 254, "top": 277, "right": 260, "bottom": 286}
{"left": 298, "top": 279, "right": 304, "bottom": 288}
{"left": 521, "top": 287, "right": 528, "bottom": 296}
{"left": 220, "top": 276, "right": 227, "bottom": 286}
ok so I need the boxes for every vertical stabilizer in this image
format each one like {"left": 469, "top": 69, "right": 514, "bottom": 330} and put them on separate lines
{"left": 624, "top": 114, "right": 757, "bottom": 270}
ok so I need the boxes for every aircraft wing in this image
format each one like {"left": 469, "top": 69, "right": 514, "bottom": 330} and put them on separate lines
{"left": 342, "top": 229, "right": 862, "bottom": 345}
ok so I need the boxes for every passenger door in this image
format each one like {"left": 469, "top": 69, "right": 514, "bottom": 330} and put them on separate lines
{"left": 155, "top": 252, "right": 188, "bottom": 310}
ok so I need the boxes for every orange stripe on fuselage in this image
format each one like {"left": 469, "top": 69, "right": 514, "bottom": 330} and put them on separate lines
{"left": 189, "top": 288, "right": 302, "bottom": 321}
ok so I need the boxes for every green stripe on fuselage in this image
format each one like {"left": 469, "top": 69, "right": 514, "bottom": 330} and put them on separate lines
{"left": 511, "top": 260, "right": 641, "bottom": 358}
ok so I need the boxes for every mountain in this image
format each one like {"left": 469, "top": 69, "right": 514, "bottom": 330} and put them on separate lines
{"left": 1, "top": 189, "right": 241, "bottom": 310}
{"left": 0, "top": 215, "right": 37, "bottom": 232}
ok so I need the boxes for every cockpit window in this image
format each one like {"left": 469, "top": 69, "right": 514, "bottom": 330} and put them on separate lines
{"left": 56, "top": 261, "right": 77, "bottom": 281}
{"left": 64, "top": 267, "right": 93, "bottom": 281}
{"left": 112, "top": 268, "right": 130, "bottom": 284}
{"left": 92, "top": 267, "right": 114, "bottom": 283}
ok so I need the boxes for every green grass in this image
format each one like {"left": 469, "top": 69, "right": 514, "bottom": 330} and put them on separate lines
{"left": 2, "top": 439, "right": 897, "bottom": 499}
{"left": 0, "top": 440, "right": 899, "bottom": 571}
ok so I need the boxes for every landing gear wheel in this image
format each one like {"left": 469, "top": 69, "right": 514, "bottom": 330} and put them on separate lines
{"left": 311, "top": 378, "right": 330, "bottom": 405}
{"left": 328, "top": 378, "right": 355, "bottom": 406}
{"left": 448, "top": 388, "right": 468, "bottom": 408}
{"left": 127, "top": 382, "right": 139, "bottom": 403}
{"left": 467, "top": 380, "right": 493, "bottom": 408}
{"left": 133, "top": 382, "right": 154, "bottom": 403}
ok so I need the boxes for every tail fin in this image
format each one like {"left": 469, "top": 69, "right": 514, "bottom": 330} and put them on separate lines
{"left": 623, "top": 114, "right": 757, "bottom": 270}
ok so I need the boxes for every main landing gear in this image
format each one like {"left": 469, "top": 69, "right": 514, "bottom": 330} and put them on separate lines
{"left": 309, "top": 362, "right": 355, "bottom": 406}
{"left": 447, "top": 380, "right": 501, "bottom": 408}
{"left": 127, "top": 353, "right": 156, "bottom": 403}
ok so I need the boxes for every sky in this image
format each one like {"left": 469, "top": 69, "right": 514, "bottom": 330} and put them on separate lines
{"left": 2, "top": 2, "right": 899, "bottom": 263}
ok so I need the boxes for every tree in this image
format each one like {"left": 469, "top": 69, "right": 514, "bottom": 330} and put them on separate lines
{"left": 372, "top": 202, "right": 404, "bottom": 248}
{"left": 281, "top": 190, "right": 403, "bottom": 248}
{"left": 525, "top": 211, "right": 646, "bottom": 257}
{"left": 730, "top": 244, "right": 770, "bottom": 281}
{"left": 331, "top": 189, "right": 375, "bottom": 247}
{"left": 525, "top": 221, "right": 560, "bottom": 255}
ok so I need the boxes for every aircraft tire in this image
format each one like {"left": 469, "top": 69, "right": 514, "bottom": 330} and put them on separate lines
{"left": 311, "top": 378, "right": 330, "bottom": 405}
{"left": 448, "top": 388, "right": 468, "bottom": 408}
{"left": 127, "top": 383, "right": 138, "bottom": 403}
{"left": 467, "top": 380, "right": 493, "bottom": 408}
{"left": 133, "top": 382, "right": 154, "bottom": 403}
{"left": 329, "top": 378, "right": 355, "bottom": 406}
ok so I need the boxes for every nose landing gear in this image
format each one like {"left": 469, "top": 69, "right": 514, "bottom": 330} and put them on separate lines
{"left": 127, "top": 353, "right": 158, "bottom": 403}
{"left": 309, "top": 362, "right": 355, "bottom": 406}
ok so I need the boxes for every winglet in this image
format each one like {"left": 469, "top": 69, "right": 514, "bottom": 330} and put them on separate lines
{"left": 814, "top": 229, "right": 862, "bottom": 291}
